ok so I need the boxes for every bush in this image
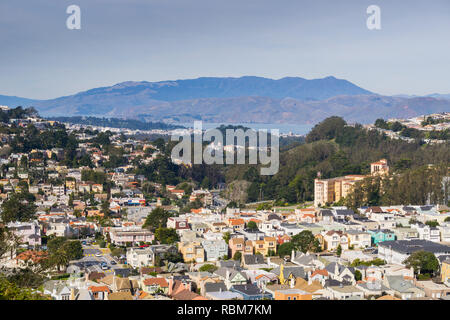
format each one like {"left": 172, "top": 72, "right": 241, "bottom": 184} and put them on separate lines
{"left": 50, "top": 273, "right": 70, "bottom": 280}
{"left": 199, "top": 264, "right": 218, "bottom": 273}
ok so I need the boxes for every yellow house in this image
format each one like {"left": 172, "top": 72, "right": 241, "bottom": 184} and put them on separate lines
{"left": 441, "top": 260, "right": 450, "bottom": 283}
{"left": 178, "top": 241, "right": 205, "bottom": 263}
{"left": 92, "top": 184, "right": 104, "bottom": 193}
{"left": 65, "top": 180, "right": 76, "bottom": 190}
{"left": 254, "top": 237, "right": 277, "bottom": 256}
{"left": 278, "top": 264, "right": 299, "bottom": 285}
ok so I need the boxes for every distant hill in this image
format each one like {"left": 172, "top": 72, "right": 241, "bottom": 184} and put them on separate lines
{"left": 427, "top": 93, "right": 450, "bottom": 100}
{"left": 48, "top": 116, "right": 184, "bottom": 131}
{"left": 0, "top": 95, "right": 40, "bottom": 108}
{"left": 1, "top": 76, "right": 449, "bottom": 125}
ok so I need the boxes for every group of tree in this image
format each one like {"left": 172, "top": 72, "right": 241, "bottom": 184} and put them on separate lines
{"left": 154, "top": 227, "right": 179, "bottom": 244}
{"left": 345, "top": 164, "right": 449, "bottom": 210}
{"left": 142, "top": 208, "right": 174, "bottom": 232}
{"left": 277, "top": 230, "right": 321, "bottom": 257}
{"left": 0, "top": 106, "right": 38, "bottom": 123}
{"left": 0, "top": 191, "right": 36, "bottom": 224}
{"left": 0, "top": 276, "right": 49, "bottom": 300}
{"left": 44, "top": 237, "right": 83, "bottom": 272}
{"left": 81, "top": 169, "right": 107, "bottom": 184}
{"left": 403, "top": 250, "right": 440, "bottom": 279}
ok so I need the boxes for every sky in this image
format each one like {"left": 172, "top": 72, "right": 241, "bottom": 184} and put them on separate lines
{"left": 0, "top": 0, "right": 449, "bottom": 99}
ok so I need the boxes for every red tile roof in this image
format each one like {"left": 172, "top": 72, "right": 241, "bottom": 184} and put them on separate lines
{"left": 143, "top": 278, "right": 169, "bottom": 287}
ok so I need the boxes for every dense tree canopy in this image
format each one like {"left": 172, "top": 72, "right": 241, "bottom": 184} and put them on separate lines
{"left": 142, "top": 208, "right": 173, "bottom": 232}
{"left": 1, "top": 192, "right": 36, "bottom": 224}
{"left": 403, "top": 251, "right": 440, "bottom": 277}
{"left": 154, "top": 227, "right": 179, "bottom": 244}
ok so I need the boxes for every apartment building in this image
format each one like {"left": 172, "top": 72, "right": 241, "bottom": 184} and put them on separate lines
{"left": 314, "top": 159, "right": 389, "bottom": 207}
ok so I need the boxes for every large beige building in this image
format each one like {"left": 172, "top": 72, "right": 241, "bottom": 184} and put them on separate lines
{"left": 314, "top": 159, "right": 389, "bottom": 207}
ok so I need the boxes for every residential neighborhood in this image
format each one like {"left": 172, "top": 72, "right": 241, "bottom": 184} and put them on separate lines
{"left": 0, "top": 107, "right": 449, "bottom": 301}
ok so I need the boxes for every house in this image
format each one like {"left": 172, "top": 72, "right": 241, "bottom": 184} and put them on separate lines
{"left": 321, "top": 230, "right": 349, "bottom": 251}
{"left": 88, "top": 286, "right": 111, "bottom": 300}
{"left": 15, "top": 250, "right": 48, "bottom": 266}
{"left": 273, "top": 264, "right": 306, "bottom": 285}
{"left": 228, "top": 218, "right": 245, "bottom": 232}
{"left": 368, "top": 229, "right": 396, "bottom": 246}
{"left": 242, "top": 254, "right": 268, "bottom": 270}
{"left": 167, "top": 278, "right": 207, "bottom": 300}
{"left": 202, "top": 282, "right": 228, "bottom": 297}
{"left": 243, "top": 269, "right": 278, "bottom": 288}
{"left": 394, "top": 228, "right": 420, "bottom": 241}
{"left": 107, "top": 292, "right": 133, "bottom": 300}
{"left": 91, "top": 184, "right": 103, "bottom": 193}
{"left": 291, "top": 252, "right": 325, "bottom": 270}
{"left": 317, "top": 209, "right": 334, "bottom": 224}
{"left": 7, "top": 221, "right": 41, "bottom": 246}
{"left": 205, "top": 291, "right": 244, "bottom": 300}
{"left": 309, "top": 269, "right": 329, "bottom": 285}
{"left": 414, "top": 280, "right": 450, "bottom": 299}
{"left": 230, "top": 284, "right": 272, "bottom": 300}
{"left": 253, "top": 237, "right": 277, "bottom": 256}
{"left": 109, "top": 227, "right": 154, "bottom": 245}
{"left": 324, "top": 285, "right": 364, "bottom": 300}
{"left": 179, "top": 241, "right": 205, "bottom": 263}
{"left": 351, "top": 215, "right": 379, "bottom": 230}
{"left": 355, "top": 278, "right": 392, "bottom": 298}
{"left": 126, "top": 247, "right": 153, "bottom": 268}
{"left": 210, "top": 222, "right": 227, "bottom": 233}
{"left": 229, "top": 237, "right": 245, "bottom": 258}
{"left": 141, "top": 277, "right": 169, "bottom": 294}
{"left": 441, "top": 258, "right": 450, "bottom": 284}
{"left": 274, "top": 288, "right": 312, "bottom": 300}
{"left": 438, "top": 223, "right": 450, "bottom": 243}
{"left": 383, "top": 275, "right": 425, "bottom": 300}
{"left": 201, "top": 239, "right": 228, "bottom": 261}
{"left": 366, "top": 210, "right": 396, "bottom": 229}
{"left": 239, "top": 229, "right": 266, "bottom": 241}
{"left": 214, "top": 268, "right": 248, "bottom": 289}
{"left": 378, "top": 240, "right": 450, "bottom": 265}
{"left": 278, "top": 223, "right": 304, "bottom": 236}
{"left": 42, "top": 280, "right": 72, "bottom": 300}
{"left": 99, "top": 275, "right": 139, "bottom": 295}
{"left": 411, "top": 222, "right": 441, "bottom": 242}
{"left": 325, "top": 262, "right": 356, "bottom": 285}
{"left": 346, "top": 230, "right": 371, "bottom": 249}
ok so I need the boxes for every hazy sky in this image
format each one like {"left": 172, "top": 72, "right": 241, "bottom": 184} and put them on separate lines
{"left": 0, "top": 0, "right": 449, "bottom": 99}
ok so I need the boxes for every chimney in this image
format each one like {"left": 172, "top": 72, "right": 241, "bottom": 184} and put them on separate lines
{"left": 167, "top": 277, "right": 174, "bottom": 296}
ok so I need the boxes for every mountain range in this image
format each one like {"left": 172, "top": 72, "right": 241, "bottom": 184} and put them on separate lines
{"left": 1, "top": 76, "right": 449, "bottom": 125}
